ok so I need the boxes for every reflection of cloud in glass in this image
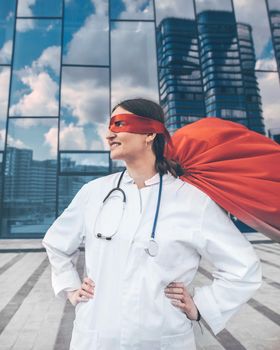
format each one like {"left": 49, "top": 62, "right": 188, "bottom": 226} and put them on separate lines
{"left": 6, "top": 11, "right": 14, "bottom": 21}
{"left": 111, "top": 22, "right": 158, "bottom": 106}
{"left": 10, "top": 20, "right": 61, "bottom": 116}
{"left": 233, "top": 0, "right": 277, "bottom": 70}
{"left": 195, "top": 0, "right": 232, "bottom": 13}
{"left": 11, "top": 118, "right": 59, "bottom": 156}
{"left": 17, "top": 19, "right": 35, "bottom": 32}
{"left": 60, "top": 67, "right": 109, "bottom": 151}
{"left": 14, "top": 117, "right": 56, "bottom": 129}
{"left": 0, "top": 127, "right": 6, "bottom": 150}
{"left": 63, "top": 0, "right": 108, "bottom": 65}
{"left": 268, "top": 0, "right": 280, "bottom": 10}
{"left": 257, "top": 72, "right": 280, "bottom": 130}
{"left": 0, "top": 67, "right": 10, "bottom": 149}
{"left": 61, "top": 153, "right": 109, "bottom": 168}
{"left": 8, "top": 118, "right": 58, "bottom": 160}
{"left": 62, "top": 67, "right": 108, "bottom": 125}
{"left": 59, "top": 122, "right": 109, "bottom": 151}
{"left": 7, "top": 133, "right": 28, "bottom": 149}
{"left": 111, "top": 0, "right": 153, "bottom": 20}
{"left": 155, "top": 0, "right": 195, "bottom": 23}
{"left": 18, "top": 0, "right": 36, "bottom": 15}
{"left": 17, "top": 0, "right": 62, "bottom": 18}
{"left": 0, "top": 1, "right": 15, "bottom": 62}
{"left": 0, "top": 40, "right": 12, "bottom": 63}
{"left": 0, "top": 67, "right": 10, "bottom": 121}
{"left": 17, "top": 0, "right": 35, "bottom": 32}
{"left": 59, "top": 123, "right": 86, "bottom": 149}
{"left": 10, "top": 46, "right": 60, "bottom": 116}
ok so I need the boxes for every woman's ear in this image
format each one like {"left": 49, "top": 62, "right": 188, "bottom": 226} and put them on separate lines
{"left": 146, "top": 133, "right": 157, "bottom": 144}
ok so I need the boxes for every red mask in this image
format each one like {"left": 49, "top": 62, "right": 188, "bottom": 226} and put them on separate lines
{"left": 109, "top": 113, "right": 172, "bottom": 143}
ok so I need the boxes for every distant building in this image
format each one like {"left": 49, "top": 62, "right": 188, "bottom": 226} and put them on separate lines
{"left": 4, "top": 147, "right": 33, "bottom": 205}
{"left": 2, "top": 147, "right": 56, "bottom": 236}
{"left": 269, "top": 10, "right": 280, "bottom": 78}
{"left": 157, "top": 18, "right": 205, "bottom": 132}
{"left": 157, "top": 11, "right": 265, "bottom": 134}
{"left": 268, "top": 128, "right": 280, "bottom": 144}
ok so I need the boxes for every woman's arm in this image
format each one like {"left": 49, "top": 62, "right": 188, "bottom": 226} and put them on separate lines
{"left": 192, "top": 196, "right": 262, "bottom": 335}
{"left": 42, "top": 183, "right": 90, "bottom": 300}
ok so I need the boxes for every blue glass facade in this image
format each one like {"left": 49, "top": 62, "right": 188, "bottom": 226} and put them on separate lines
{"left": 157, "top": 18, "right": 205, "bottom": 132}
{"left": 157, "top": 11, "right": 265, "bottom": 133}
{"left": 0, "top": 0, "right": 280, "bottom": 238}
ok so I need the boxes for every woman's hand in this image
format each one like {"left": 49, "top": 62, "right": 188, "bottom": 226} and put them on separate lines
{"left": 164, "top": 282, "right": 199, "bottom": 320}
{"left": 67, "top": 277, "right": 95, "bottom": 306}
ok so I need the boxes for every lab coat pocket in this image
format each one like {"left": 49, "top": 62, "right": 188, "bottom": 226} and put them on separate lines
{"left": 70, "top": 321, "right": 100, "bottom": 350}
{"left": 161, "top": 330, "right": 196, "bottom": 350}
{"left": 154, "top": 236, "right": 195, "bottom": 270}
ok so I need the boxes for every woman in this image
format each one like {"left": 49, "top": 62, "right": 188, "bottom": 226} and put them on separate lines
{"left": 42, "top": 98, "right": 262, "bottom": 349}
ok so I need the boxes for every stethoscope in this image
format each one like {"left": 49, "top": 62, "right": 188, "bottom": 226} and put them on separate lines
{"left": 93, "top": 169, "right": 163, "bottom": 257}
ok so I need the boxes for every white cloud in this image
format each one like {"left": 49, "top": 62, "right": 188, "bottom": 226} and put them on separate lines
{"left": 59, "top": 122, "right": 87, "bottom": 150}
{"left": 195, "top": 0, "right": 232, "bottom": 13}
{"left": 255, "top": 58, "right": 277, "bottom": 71}
{"left": 155, "top": 0, "right": 195, "bottom": 23}
{"left": 6, "top": 11, "right": 14, "bottom": 21}
{"left": 14, "top": 118, "right": 55, "bottom": 129}
{"left": 111, "top": 22, "right": 158, "bottom": 103}
{"left": 44, "top": 126, "right": 58, "bottom": 157}
{"left": 116, "top": 0, "right": 153, "bottom": 19}
{"left": 16, "top": 19, "right": 35, "bottom": 33}
{"left": 0, "top": 68, "right": 10, "bottom": 121}
{"left": 16, "top": 0, "right": 36, "bottom": 32}
{"left": 46, "top": 24, "right": 54, "bottom": 32}
{"left": 17, "top": 0, "right": 36, "bottom": 16}
{"left": 233, "top": 0, "right": 277, "bottom": 68}
{"left": 111, "top": 76, "right": 158, "bottom": 108}
{"left": 268, "top": 0, "right": 280, "bottom": 10}
{"left": 9, "top": 45, "right": 60, "bottom": 116}
{"left": 10, "top": 71, "right": 58, "bottom": 116}
{"left": 61, "top": 67, "right": 109, "bottom": 125}
{"left": 7, "top": 133, "right": 28, "bottom": 149}
{"left": 257, "top": 72, "right": 280, "bottom": 130}
{"left": 92, "top": 123, "right": 109, "bottom": 150}
{"left": 58, "top": 121, "right": 108, "bottom": 151}
{"left": 0, "top": 129, "right": 6, "bottom": 149}
{"left": 63, "top": 1, "right": 108, "bottom": 65}
{"left": 91, "top": 0, "right": 108, "bottom": 16}
{"left": 63, "top": 0, "right": 109, "bottom": 65}
{"left": 63, "top": 14, "right": 108, "bottom": 65}
{"left": 0, "top": 40, "right": 12, "bottom": 64}
{"left": 33, "top": 46, "right": 61, "bottom": 75}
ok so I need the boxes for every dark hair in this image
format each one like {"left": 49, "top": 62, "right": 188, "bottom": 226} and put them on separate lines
{"left": 111, "top": 98, "right": 184, "bottom": 177}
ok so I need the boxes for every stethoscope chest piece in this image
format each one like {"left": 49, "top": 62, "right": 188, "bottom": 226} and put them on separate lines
{"left": 145, "top": 239, "right": 159, "bottom": 257}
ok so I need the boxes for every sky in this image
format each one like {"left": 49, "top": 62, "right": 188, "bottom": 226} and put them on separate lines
{"left": 110, "top": 0, "right": 153, "bottom": 20}
{"left": 0, "top": 67, "right": 10, "bottom": 150}
{"left": 233, "top": 0, "right": 277, "bottom": 71}
{"left": 63, "top": 0, "right": 109, "bottom": 65}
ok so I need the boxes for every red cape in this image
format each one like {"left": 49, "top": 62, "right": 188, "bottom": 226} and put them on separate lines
{"left": 165, "top": 117, "right": 280, "bottom": 242}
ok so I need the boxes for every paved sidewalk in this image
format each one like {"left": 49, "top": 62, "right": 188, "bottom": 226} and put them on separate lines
{"left": 0, "top": 233, "right": 279, "bottom": 349}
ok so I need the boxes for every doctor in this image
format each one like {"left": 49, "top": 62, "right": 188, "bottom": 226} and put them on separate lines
{"left": 42, "top": 98, "right": 262, "bottom": 350}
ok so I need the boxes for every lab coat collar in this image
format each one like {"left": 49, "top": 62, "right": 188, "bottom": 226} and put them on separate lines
{"left": 122, "top": 169, "right": 175, "bottom": 186}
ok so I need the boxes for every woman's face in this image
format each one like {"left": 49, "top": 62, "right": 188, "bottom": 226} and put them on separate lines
{"left": 106, "top": 106, "right": 152, "bottom": 162}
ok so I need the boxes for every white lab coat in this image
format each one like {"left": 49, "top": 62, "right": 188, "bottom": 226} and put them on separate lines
{"left": 42, "top": 170, "right": 262, "bottom": 350}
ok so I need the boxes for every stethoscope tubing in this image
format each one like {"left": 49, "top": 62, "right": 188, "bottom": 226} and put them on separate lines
{"left": 94, "top": 169, "right": 163, "bottom": 245}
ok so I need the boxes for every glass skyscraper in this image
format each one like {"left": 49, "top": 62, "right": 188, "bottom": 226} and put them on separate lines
{"left": 0, "top": 0, "right": 280, "bottom": 238}
{"left": 157, "top": 11, "right": 265, "bottom": 133}
{"left": 157, "top": 18, "right": 205, "bottom": 132}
